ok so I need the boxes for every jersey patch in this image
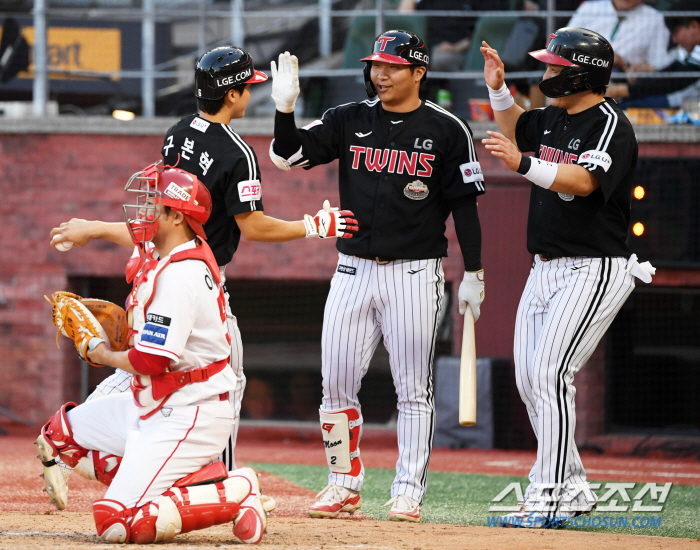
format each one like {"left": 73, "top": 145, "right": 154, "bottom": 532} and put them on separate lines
{"left": 146, "top": 313, "right": 171, "bottom": 326}
{"left": 558, "top": 193, "right": 575, "bottom": 202}
{"left": 237, "top": 180, "right": 262, "bottom": 202}
{"left": 337, "top": 265, "right": 356, "bottom": 275}
{"left": 404, "top": 180, "right": 429, "bottom": 200}
{"left": 190, "top": 117, "right": 210, "bottom": 133}
{"left": 459, "top": 162, "right": 484, "bottom": 184}
{"left": 140, "top": 323, "right": 169, "bottom": 346}
{"left": 578, "top": 150, "right": 612, "bottom": 172}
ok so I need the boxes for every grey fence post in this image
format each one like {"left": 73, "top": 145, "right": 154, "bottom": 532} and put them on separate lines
{"left": 376, "top": 0, "right": 385, "bottom": 36}
{"left": 32, "top": 0, "right": 48, "bottom": 117}
{"left": 142, "top": 0, "right": 155, "bottom": 118}
{"left": 320, "top": 0, "right": 332, "bottom": 57}
{"left": 231, "top": 0, "right": 245, "bottom": 48}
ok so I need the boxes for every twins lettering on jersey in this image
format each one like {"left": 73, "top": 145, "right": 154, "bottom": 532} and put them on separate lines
{"left": 350, "top": 146, "right": 435, "bottom": 176}
{"left": 539, "top": 144, "right": 579, "bottom": 164}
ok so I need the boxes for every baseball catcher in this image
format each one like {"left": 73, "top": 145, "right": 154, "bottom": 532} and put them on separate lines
{"left": 36, "top": 164, "right": 272, "bottom": 544}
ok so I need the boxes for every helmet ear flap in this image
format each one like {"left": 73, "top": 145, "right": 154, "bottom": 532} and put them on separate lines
{"left": 364, "top": 63, "right": 376, "bottom": 99}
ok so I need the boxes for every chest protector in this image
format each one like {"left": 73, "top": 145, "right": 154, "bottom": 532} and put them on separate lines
{"left": 125, "top": 240, "right": 228, "bottom": 419}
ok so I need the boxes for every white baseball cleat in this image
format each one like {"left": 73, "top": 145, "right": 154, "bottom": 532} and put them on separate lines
{"left": 307, "top": 484, "right": 362, "bottom": 519}
{"left": 385, "top": 494, "right": 421, "bottom": 523}
{"left": 232, "top": 468, "right": 267, "bottom": 544}
{"left": 35, "top": 434, "right": 70, "bottom": 510}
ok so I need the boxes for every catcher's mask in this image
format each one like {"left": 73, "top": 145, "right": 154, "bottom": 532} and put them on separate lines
{"left": 123, "top": 162, "right": 212, "bottom": 246}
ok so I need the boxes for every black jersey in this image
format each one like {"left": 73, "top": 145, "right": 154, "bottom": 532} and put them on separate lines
{"left": 161, "top": 114, "right": 264, "bottom": 266}
{"left": 515, "top": 98, "right": 638, "bottom": 258}
{"left": 290, "top": 99, "right": 484, "bottom": 260}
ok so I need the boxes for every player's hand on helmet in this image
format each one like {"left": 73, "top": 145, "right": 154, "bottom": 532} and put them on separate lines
{"left": 270, "top": 51, "right": 300, "bottom": 114}
{"left": 483, "top": 131, "right": 522, "bottom": 172}
{"left": 303, "top": 200, "right": 359, "bottom": 239}
{"left": 459, "top": 270, "right": 485, "bottom": 322}
{"left": 50, "top": 219, "right": 96, "bottom": 250}
{"left": 480, "top": 41, "right": 505, "bottom": 90}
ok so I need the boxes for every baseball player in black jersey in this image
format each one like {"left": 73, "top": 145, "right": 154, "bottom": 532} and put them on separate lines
{"left": 481, "top": 28, "right": 655, "bottom": 527}
{"left": 45, "top": 46, "right": 357, "bottom": 511}
{"left": 269, "top": 30, "right": 486, "bottom": 522}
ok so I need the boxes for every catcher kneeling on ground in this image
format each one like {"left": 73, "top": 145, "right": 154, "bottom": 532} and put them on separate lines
{"left": 36, "top": 163, "right": 271, "bottom": 544}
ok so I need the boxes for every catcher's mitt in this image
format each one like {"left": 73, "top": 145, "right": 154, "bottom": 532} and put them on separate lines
{"left": 45, "top": 292, "right": 128, "bottom": 366}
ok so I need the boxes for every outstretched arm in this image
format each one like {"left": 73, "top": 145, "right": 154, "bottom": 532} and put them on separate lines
{"left": 480, "top": 41, "right": 525, "bottom": 145}
{"left": 235, "top": 200, "right": 358, "bottom": 242}
{"left": 50, "top": 219, "right": 133, "bottom": 250}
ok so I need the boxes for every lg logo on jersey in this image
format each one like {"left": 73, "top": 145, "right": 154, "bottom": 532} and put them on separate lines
{"left": 413, "top": 138, "right": 433, "bottom": 150}
{"left": 568, "top": 138, "right": 580, "bottom": 151}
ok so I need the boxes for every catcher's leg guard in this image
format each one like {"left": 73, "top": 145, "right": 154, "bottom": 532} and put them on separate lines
{"left": 35, "top": 402, "right": 90, "bottom": 510}
{"left": 35, "top": 402, "right": 90, "bottom": 468}
{"left": 92, "top": 467, "right": 266, "bottom": 545}
{"left": 319, "top": 407, "right": 363, "bottom": 476}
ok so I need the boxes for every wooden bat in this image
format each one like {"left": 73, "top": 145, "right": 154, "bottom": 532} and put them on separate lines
{"left": 459, "top": 305, "right": 477, "bottom": 426}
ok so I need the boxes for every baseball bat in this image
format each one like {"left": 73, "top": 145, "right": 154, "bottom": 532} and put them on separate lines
{"left": 459, "top": 305, "right": 477, "bottom": 426}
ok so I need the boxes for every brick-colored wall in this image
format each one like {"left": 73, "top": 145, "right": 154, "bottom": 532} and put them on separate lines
{"left": 4, "top": 130, "right": 688, "bottom": 442}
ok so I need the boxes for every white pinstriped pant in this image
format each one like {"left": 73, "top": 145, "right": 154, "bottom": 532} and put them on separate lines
{"left": 322, "top": 253, "right": 444, "bottom": 503}
{"left": 514, "top": 256, "right": 635, "bottom": 509}
{"left": 87, "top": 267, "right": 245, "bottom": 473}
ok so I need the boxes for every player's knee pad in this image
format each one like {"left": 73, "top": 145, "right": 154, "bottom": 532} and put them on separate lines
{"left": 36, "top": 402, "right": 88, "bottom": 468}
{"left": 94, "top": 499, "right": 177, "bottom": 544}
{"left": 319, "top": 407, "right": 363, "bottom": 476}
{"left": 73, "top": 451, "right": 122, "bottom": 486}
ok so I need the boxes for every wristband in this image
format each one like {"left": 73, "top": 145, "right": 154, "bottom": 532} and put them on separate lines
{"left": 303, "top": 214, "right": 318, "bottom": 238}
{"left": 520, "top": 156, "right": 558, "bottom": 189}
{"left": 487, "top": 83, "right": 515, "bottom": 111}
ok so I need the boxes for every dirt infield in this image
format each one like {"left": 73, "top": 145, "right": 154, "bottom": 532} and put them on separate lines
{"left": 2, "top": 513, "right": 698, "bottom": 549}
{"left": 2, "top": 426, "right": 699, "bottom": 549}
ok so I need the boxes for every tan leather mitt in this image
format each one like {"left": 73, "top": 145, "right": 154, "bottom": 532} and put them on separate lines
{"left": 46, "top": 292, "right": 128, "bottom": 366}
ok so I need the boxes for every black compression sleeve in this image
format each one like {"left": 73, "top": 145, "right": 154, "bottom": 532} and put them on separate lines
{"left": 452, "top": 194, "right": 482, "bottom": 272}
{"left": 274, "top": 110, "right": 304, "bottom": 158}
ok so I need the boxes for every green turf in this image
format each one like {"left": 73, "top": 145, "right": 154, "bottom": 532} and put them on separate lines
{"left": 248, "top": 462, "right": 700, "bottom": 539}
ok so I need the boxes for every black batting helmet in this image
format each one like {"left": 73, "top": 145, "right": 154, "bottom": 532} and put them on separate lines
{"left": 360, "top": 30, "right": 429, "bottom": 98}
{"left": 529, "top": 27, "right": 614, "bottom": 98}
{"left": 194, "top": 46, "right": 268, "bottom": 100}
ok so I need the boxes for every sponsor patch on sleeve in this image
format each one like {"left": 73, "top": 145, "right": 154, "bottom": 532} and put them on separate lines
{"left": 577, "top": 150, "right": 612, "bottom": 172}
{"left": 237, "top": 180, "right": 262, "bottom": 202}
{"left": 337, "top": 265, "right": 356, "bottom": 275}
{"left": 190, "top": 117, "right": 210, "bottom": 133}
{"left": 140, "top": 323, "right": 168, "bottom": 346}
{"left": 146, "top": 313, "right": 171, "bottom": 326}
{"left": 459, "top": 162, "right": 484, "bottom": 183}
{"left": 302, "top": 119, "right": 323, "bottom": 130}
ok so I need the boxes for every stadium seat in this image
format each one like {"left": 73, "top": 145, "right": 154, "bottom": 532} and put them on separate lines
{"left": 341, "top": 15, "right": 428, "bottom": 69}
{"left": 463, "top": 16, "right": 519, "bottom": 70}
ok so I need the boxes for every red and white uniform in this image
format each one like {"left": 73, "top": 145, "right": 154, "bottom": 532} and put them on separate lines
{"left": 66, "top": 239, "right": 236, "bottom": 507}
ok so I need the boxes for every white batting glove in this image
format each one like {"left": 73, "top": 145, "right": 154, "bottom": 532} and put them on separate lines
{"left": 270, "top": 51, "right": 300, "bottom": 113}
{"left": 458, "top": 270, "right": 485, "bottom": 321}
{"left": 303, "top": 200, "right": 359, "bottom": 239}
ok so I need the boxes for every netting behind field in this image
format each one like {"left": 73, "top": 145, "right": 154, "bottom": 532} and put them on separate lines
{"left": 606, "top": 287, "right": 700, "bottom": 435}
